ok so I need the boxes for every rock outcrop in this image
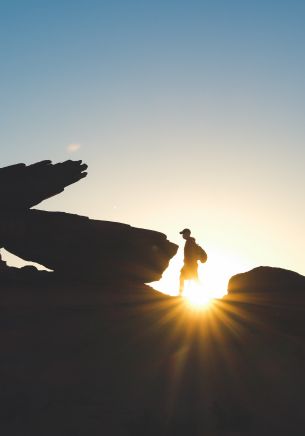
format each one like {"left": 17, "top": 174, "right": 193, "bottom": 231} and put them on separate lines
{"left": 0, "top": 160, "right": 177, "bottom": 284}
{"left": 0, "top": 160, "right": 88, "bottom": 213}
{"left": 228, "top": 266, "right": 305, "bottom": 295}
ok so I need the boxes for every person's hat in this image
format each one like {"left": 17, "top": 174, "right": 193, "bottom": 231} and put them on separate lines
{"left": 179, "top": 228, "right": 191, "bottom": 235}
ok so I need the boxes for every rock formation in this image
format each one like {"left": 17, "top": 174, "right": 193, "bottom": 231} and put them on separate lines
{"left": 0, "top": 160, "right": 177, "bottom": 284}
{"left": 228, "top": 266, "right": 305, "bottom": 295}
{"left": 0, "top": 160, "right": 88, "bottom": 212}
{"left": 1, "top": 161, "right": 305, "bottom": 435}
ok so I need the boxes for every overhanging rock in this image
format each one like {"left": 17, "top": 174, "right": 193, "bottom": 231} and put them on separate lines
{"left": 0, "top": 160, "right": 87, "bottom": 213}
{"left": 0, "top": 160, "right": 177, "bottom": 284}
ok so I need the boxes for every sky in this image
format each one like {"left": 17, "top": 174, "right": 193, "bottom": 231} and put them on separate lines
{"left": 1, "top": 0, "right": 305, "bottom": 295}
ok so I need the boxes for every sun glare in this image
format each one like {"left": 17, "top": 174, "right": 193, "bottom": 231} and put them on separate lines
{"left": 183, "top": 281, "right": 213, "bottom": 309}
{"left": 151, "top": 246, "right": 250, "bottom": 302}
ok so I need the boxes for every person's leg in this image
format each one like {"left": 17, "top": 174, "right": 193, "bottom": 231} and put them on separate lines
{"left": 179, "top": 267, "right": 185, "bottom": 296}
{"left": 179, "top": 274, "right": 184, "bottom": 296}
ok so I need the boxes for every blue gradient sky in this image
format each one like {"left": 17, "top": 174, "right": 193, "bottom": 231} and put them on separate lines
{"left": 1, "top": 0, "right": 305, "bottom": 289}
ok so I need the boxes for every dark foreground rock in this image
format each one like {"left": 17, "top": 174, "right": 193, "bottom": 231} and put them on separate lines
{"left": 0, "top": 282, "right": 304, "bottom": 435}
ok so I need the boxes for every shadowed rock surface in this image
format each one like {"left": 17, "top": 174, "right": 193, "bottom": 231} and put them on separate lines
{"left": 0, "top": 279, "right": 304, "bottom": 435}
{"left": 228, "top": 266, "right": 305, "bottom": 295}
{"left": 0, "top": 160, "right": 177, "bottom": 284}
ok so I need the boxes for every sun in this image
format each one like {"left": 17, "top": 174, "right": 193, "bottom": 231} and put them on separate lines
{"left": 183, "top": 280, "right": 213, "bottom": 309}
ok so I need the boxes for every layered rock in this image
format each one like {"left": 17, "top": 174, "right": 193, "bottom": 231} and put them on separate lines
{"left": 0, "top": 160, "right": 87, "bottom": 213}
{"left": 0, "top": 160, "right": 177, "bottom": 284}
{"left": 0, "top": 210, "right": 177, "bottom": 283}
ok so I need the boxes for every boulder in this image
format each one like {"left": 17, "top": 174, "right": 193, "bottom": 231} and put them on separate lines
{"left": 228, "top": 266, "right": 305, "bottom": 295}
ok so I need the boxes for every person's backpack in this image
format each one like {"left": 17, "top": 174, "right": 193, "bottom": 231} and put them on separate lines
{"left": 196, "top": 244, "right": 208, "bottom": 263}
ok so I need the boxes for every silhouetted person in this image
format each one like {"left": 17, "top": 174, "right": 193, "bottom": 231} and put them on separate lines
{"left": 179, "top": 228, "right": 199, "bottom": 295}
